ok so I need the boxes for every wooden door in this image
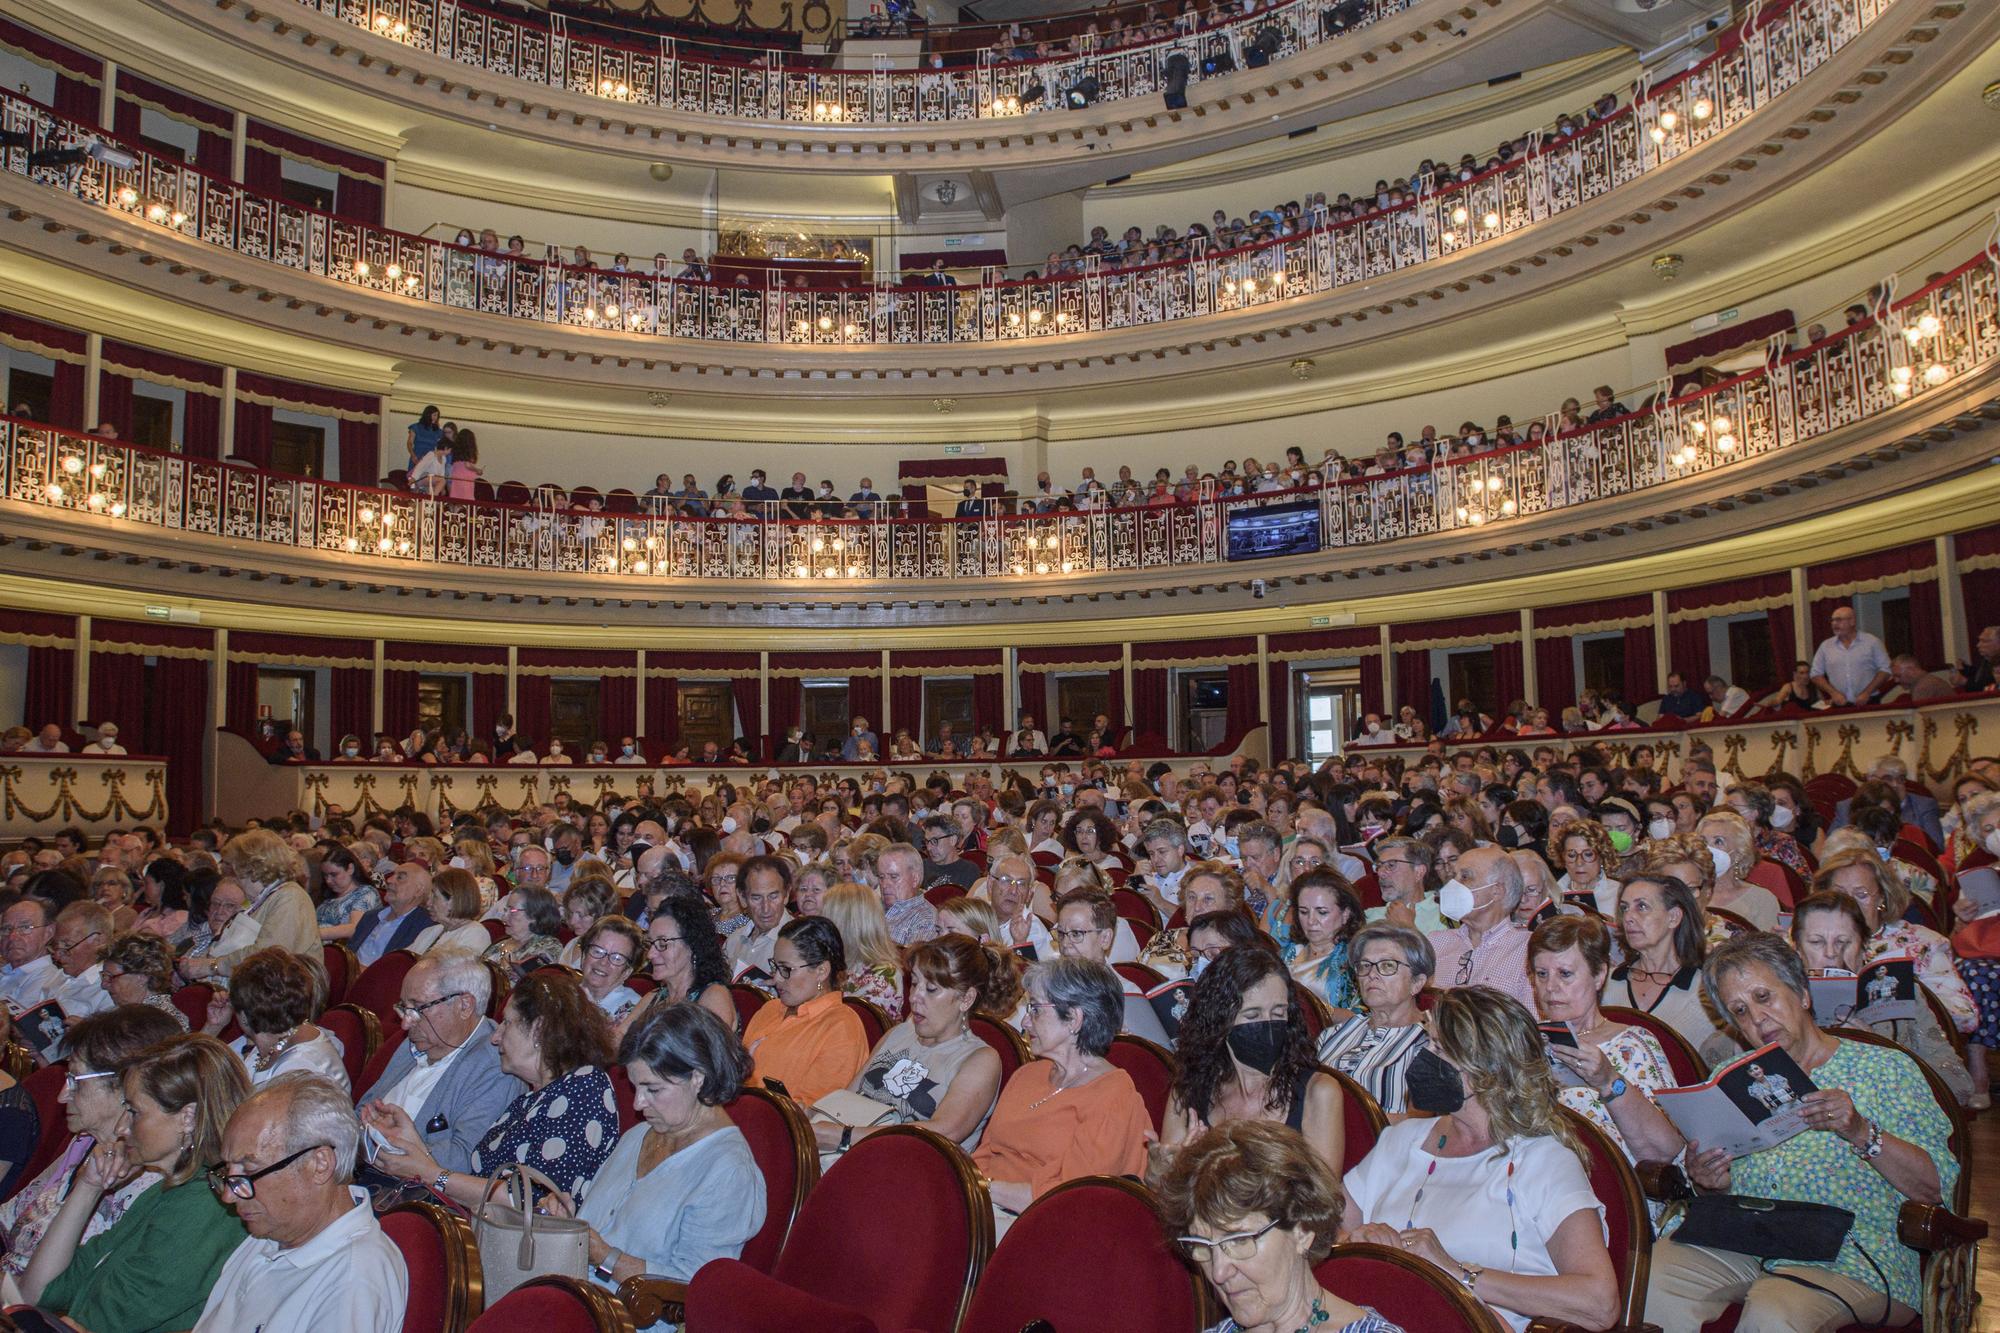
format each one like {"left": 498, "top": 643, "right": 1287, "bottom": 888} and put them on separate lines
{"left": 678, "top": 683, "right": 734, "bottom": 752}
{"left": 549, "top": 680, "right": 600, "bottom": 754}
{"left": 924, "top": 680, "right": 974, "bottom": 747}
{"left": 1055, "top": 676, "right": 1109, "bottom": 734}
{"left": 803, "top": 685, "right": 852, "bottom": 748}
{"left": 417, "top": 675, "right": 467, "bottom": 735}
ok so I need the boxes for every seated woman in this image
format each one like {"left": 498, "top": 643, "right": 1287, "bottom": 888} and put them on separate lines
{"left": 205, "top": 947, "right": 349, "bottom": 1090}
{"left": 1527, "top": 915, "right": 1686, "bottom": 1175}
{"left": 627, "top": 895, "right": 738, "bottom": 1034}
{"left": 1317, "top": 923, "right": 1434, "bottom": 1117}
{"left": 1282, "top": 870, "right": 1363, "bottom": 1013}
{"left": 411, "top": 867, "right": 493, "bottom": 956}
{"left": 485, "top": 885, "right": 564, "bottom": 978}
{"left": 14, "top": 1034, "right": 251, "bottom": 1332}
{"left": 1159, "top": 946, "right": 1345, "bottom": 1178}
{"left": 557, "top": 878, "right": 622, "bottom": 968}
{"left": 132, "top": 858, "right": 191, "bottom": 947}
{"left": 813, "top": 935, "right": 1010, "bottom": 1157}
{"left": 1554, "top": 820, "right": 1621, "bottom": 917}
{"left": 547, "top": 1002, "right": 766, "bottom": 1295}
{"left": 369, "top": 970, "right": 619, "bottom": 1204}
{"left": 314, "top": 844, "right": 380, "bottom": 942}
{"left": 820, "top": 881, "right": 905, "bottom": 1018}
{"left": 1814, "top": 850, "right": 1978, "bottom": 1036}
{"left": 972, "top": 958, "right": 1150, "bottom": 1227}
{"left": 100, "top": 931, "right": 190, "bottom": 1030}
{"left": 0, "top": 1007, "right": 182, "bottom": 1275}
{"left": 575, "top": 916, "right": 645, "bottom": 1022}
{"left": 1061, "top": 808, "right": 1124, "bottom": 869}
{"left": 1793, "top": 889, "right": 1975, "bottom": 1104}
{"left": 1695, "top": 811, "right": 1781, "bottom": 931}
{"left": 1645, "top": 932, "right": 1956, "bottom": 1330}
{"left": 1341, "top": 987, "right": 1619, "bottom": 1332}
{"left": 92, "top": 867, "right": 140, "bottom": 934}
{"left": 1608, "top": 872, "right": 1726, "bottom": 1061}
{"left": 936, "top": 894, "right": 1002, "bottom": 943}
{"left": 1161, "top": 1120, "right": 1404, "bottom": 1333}
{"left": 741, "top": 915, "right": 871, "bottom": 1105}
{"left": 1141, "top": 863, "right": 1243, "bottom": 979}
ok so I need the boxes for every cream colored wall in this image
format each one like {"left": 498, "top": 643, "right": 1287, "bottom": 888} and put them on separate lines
{"left": 389, "top": 182, "right": 712, "bottom": 261}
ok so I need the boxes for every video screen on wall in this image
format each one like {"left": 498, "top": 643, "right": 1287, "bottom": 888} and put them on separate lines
{"left": 1226, "top": 500, "right": 1321, "bottom": 562}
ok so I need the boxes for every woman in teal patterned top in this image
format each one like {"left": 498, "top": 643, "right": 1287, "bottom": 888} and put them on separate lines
{"left": 1646, "top": 932, "right": 1957, "bottom": 1331}
{"left": 1281, "top": 872, "right": 1363, "bottom": 1015}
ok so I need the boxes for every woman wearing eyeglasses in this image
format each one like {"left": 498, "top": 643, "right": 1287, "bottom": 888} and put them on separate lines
{"left": 0, "top": 1007, "right": 182, "bottom": 1276}
{"left": 1160, "top": 1120, "right": 1402, "bottom": 1333}
{"left": 623, "top": 895, "right": 738, "bottom": 1037}
{"left": 1319, "top": 927, "right": 1435, "bottom": 1122}
{"left": 575, "top": 917, "right": 645, "bottom": 1022}
{"left": 15, "top": 1034, "right": 251, "bottom": 1332}
{"left": 741, "top": 916, "right": 870, "bottom": 1105}
{"left": 483, "top": 885, "right": 563, "bottom": 980}
{"left": 368, "top": 971, "right": 619, "bottom": 1209}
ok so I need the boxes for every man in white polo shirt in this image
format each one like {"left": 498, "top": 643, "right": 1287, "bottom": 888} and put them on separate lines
{"left": 0, "top": 897, "right": 61, "bottom": 1012}
{"left": 1810, "top": 604, "right": 1892, "bottom": 707}
{"left": 197, "top": 1074, "right": 407, "bottom": 1333}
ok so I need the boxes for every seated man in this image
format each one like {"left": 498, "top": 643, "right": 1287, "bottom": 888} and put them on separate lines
{"left": 1052, "top": 889, "right": 1169, "bottom": 1045}
{"left": 198, "top": 1075, "right": 408, "bottom": 1332}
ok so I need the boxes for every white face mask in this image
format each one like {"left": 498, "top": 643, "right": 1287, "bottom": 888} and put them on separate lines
{"left": 1769, "top": 805, "right": 1795, "bottom": 830}
{"left": 449, "top": 856, "right": 468, "bottom": 870}
{"left": 720, "top": 817, "right": 738, "bottom": 835}
{"left": 1984, "top": 829, "right": 2000, "bottom": 858}
{"left": 1438, "top": 877, "right": 1477, "bottom": 920}
{"left": 1647, "top": 817, "right": 1675, "bottom": 841}
{"left": 1709, "top": 846, "right": 1732, "bottom": 877}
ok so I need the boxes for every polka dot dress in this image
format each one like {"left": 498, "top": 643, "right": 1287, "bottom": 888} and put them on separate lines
{"left": 471, "top": 1067, "right": 619, "bottom": 1197}
{"left": 1958, "top": 957, "right": 2000, "bottom": 1048}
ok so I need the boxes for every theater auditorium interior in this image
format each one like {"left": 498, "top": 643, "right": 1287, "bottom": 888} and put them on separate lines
{"left": 0, "top": 0, "right": 1992, "bottom": 1327}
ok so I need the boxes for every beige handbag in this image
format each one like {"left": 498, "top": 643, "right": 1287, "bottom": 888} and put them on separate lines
{"left": 473, "top": 1164, "right": 593, "bottom": 1300}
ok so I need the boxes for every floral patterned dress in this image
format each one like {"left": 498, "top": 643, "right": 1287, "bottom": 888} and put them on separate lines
{"left": 844, "top": 963, "right": 906, "bottom": 1020}
{"left": 0, "top": 1138, "right": 158, "bottom": 1277}
{"left": 1864, "top": 920, "right": 1976, "bottom": 1034}
{"left": 1556, "top": 1026, "right": 1679, "bottom": 1160}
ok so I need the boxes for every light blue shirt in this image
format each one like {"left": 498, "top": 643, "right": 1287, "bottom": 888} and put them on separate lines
{"left": 354, "top": 905, "right": 413, "bottom": 967}
{"left": 580, "top": 1124, "right": 764, "bottom": 1298}
{"left": 1811, "top": 631, "right": 1892, "bottom": 704}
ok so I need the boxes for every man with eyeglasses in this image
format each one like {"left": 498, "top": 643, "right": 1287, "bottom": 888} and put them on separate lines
{"left": 49, "top": 900, "right": 115, "bottom": 1020}
{"left": 196, "top": 1075, "right": 407, "bottom": 1332}
{"left": 1051, "top": 889, "right": 1171, "bottom": 1044}
{"left": 983, "top": 856, "right": 1052, "bottom": 956}
{"left": 1365, "top": 836, "right": 1444, "bottom": 935}
{"left": 1423, "top": 845, "right": 1536, "bottom": 1010}
{"left": 356, "top": 952, "right": 521, "bottom": 1175}
{"left": 919, "top": 815, "right": 979, "bottom": 893}
{"left": 351, "top": 858, "right": 436, "bottom": 968}
{"left": 725, "top": 855, "right": 793, "bottom": 982}
{"left": 0, "top": 897, "right": 61, "bottom": 1011}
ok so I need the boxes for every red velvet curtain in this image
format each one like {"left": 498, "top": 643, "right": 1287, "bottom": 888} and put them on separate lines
{"left": 1494, "top": 641, "right": 1525, "bottom": 715}
{"left": 514, "top": 675, "right": 552, "bottom": 748}
{"left": 48, "top": 362, "right": 85, "bottom": 429}
{"left": 600, "top": 675, "right": 637, "bottom": 744}
{"left": 182, "top": 390, "right": 222, "bottom": 460}
{"left": 973, "top": 671, "right": 1003, "bottom": 735}
{"left": 87, "top": 650, "right": 147, "bottom": 728}
{"left": 194, "top": 130, "right": 230, "bottom": 177}
{"left": 848, "top": 674, "right": 883, "bottom": 731}
{"left": 52, "top": 76, "right": 97, "bottom": 123}
{"left": 1907, "top": 578, "right": 1943, "bottom": 666}
{"left": 1395, "top": 650, "right": 1432, "bottom": 730}
{"left": 1623, "top": 624, "right": 1658, "bottom": 705}
{"left": 1535, "top": 636, "right": 1575, "bottom": 713}
{"left": 1668, "top": 618, "right": 1710, "bottom": 686}
{"left": 335, "top": 175, "right": 384, "bottom": 226}
{"left": 224, "top": 658, "right": 259, "bottom": 735}
{"left": 24, "top": 645, "right": 73, "bottom": 731}
{"left": 233, "top": 398, "right": 273, "bottom": 467}
{"left": 767, "top": 677, "right": 802, "bottom": 744}
{"left": 94, "top": 371, "right": 133, "bottom": 437}
{"left": 1016, "top": 670, "right": 1045, "bottom": 727}
{"left": 381, "top": 669, "right": 419, "bottom": 738}
{"left": 147, "top": 657, "right": 206, "bottom": 836}
{"left": 473, "top": 673, "right": 507, "bottom": 741}
{"left": 1266, "top": 662, "right": 1290, "bottom": 761}
{"left": 729, "top": 674, "right": 762, "bottom": 755}
{"left": 242, "top": 143, "right": 284, "bottom": 196}
{"left": 1359, "top": 655, "right": 1384, "bottom": 720}
{"left": 1224, "top": 660, "right": 1259, "bottom": 741}
{"left": 330, "top": 665, "right": 372, "bottom": 744}
{"left": 338, "top": 419, "right": 380, "bottom": 485}
{"left": 890, "top": 673, "right": 923, "bottom": 745}
{"left": 1765, "top": 605, "right": 1797, "bottom": 689}
{"left": 1131, "top": 668, "right": 1169, "bottom": 743}
{"left": 645, "top": 675, "right": 679, "bottom": 753}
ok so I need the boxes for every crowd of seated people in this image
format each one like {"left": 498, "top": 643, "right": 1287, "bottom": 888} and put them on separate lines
{"left": 0, "top": 698, "right": 1989, "bottom": 1330}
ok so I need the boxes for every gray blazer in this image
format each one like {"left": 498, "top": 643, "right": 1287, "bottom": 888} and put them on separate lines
{"left": 361, "top": 1016, "right": 524, "bottom": 1174}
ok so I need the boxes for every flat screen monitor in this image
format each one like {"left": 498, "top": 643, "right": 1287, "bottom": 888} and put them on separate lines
{"left": 1226, "top": 500, "right": 1321, "bottom": 562}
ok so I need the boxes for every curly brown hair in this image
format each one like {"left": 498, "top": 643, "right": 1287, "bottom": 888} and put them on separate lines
{"left": 228, "top": 947, "right": 319, "bottom": 1037}
{"left": 1171, "top": 946, "right": 1317, "bottom": 1126}
{"left": 1157, "top": 1119, "right": 1344, "bottom": 1261}
{"left": 102, "top": 931, "right": 175, "bottom": 996}
{"left": 507, "top": 969, "right": 614, "bottom": 1078}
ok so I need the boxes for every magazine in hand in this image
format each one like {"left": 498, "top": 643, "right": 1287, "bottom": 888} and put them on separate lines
{"left": 14, "top": 999, "right": 65, "bottom": 1064}
{"left": 1809, "top": 958, "right": 1921, "bottom": 1027}
{"left": 1653, "top": 1042, "right": 1819, "bottom": 1158}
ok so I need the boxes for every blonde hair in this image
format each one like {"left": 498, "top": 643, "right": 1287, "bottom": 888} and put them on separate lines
{"left": 1814, "top": 849, "right": 1908, "bottom": 923}
{"left": 1694, "top": 810, "right": 1758, "bottom": 877}
{"left": 985, "top": 826, "right": 1029, "bottom": 858}
{"left": 221, "top": 829, "right": 303, "bottom": 891}
{"left": 820, "top": 882, "right": 901, "bottom": 974}
{"left": 937, "top": 895, "right": 1000, "bottom": 942}
{"left": 453, "top": 838, "right": 496, "bottom": 877}
{"left": 1052, "top": 857, "right": 1109, "bottom": 895}
{"left": 1642, "top": 832, "right": 1715, "bottom": 896}
{"left": 1430, "top": 987, "right": 1587, "bottom": 1169}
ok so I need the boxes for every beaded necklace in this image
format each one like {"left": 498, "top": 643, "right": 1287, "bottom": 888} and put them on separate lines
{"left": 1405, "top": 1125, "right": 1519, "bottom": 1264}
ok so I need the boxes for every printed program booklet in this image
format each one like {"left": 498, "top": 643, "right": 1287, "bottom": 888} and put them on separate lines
{"left": 1808, "top": 958, "right": 1920, "bottom": 1027}
{"left": 1654, "top": 1042, "right": 1819, "bottom": 1158}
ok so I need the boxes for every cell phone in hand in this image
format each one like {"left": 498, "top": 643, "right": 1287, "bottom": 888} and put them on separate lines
{"left": 1539, "top": 1022, "right": 1579, "bottom": 1049}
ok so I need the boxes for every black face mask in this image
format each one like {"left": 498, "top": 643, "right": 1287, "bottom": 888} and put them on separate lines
{"left": 627, "top": 841, "right": 651, "bottom": 863}
{"left": 554, "top": 848, "right": 577, "bottom": 867}
{"left": 1225, "top": 1019, "right": 1289, "bottom": 1075}
{"left": 1495, "top": 824, "right": 1521, "bottom": 850}
{"left": 1404, "top": 1048, "right": 1466, "bottom": 1115}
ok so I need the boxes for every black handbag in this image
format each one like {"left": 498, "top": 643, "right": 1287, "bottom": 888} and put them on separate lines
{"left": 1670, "top": 1194, "right": 1855, "bottom": 1262}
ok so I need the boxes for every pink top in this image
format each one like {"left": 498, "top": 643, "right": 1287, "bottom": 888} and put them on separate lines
{"left": 448, "top": 461, "right": 482, "bottom": 501}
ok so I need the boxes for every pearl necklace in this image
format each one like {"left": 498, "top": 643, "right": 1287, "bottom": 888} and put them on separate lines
{"left": 250, "top": 1026, "right": 300, "bottom": 1073}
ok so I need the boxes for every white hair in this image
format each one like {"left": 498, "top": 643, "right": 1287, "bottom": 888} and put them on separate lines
{"left": 254, "top": 1073, "right": 362, "bottom": 1178}
{"left": 420, "top": 948, "right": 493, "bottom": 1011}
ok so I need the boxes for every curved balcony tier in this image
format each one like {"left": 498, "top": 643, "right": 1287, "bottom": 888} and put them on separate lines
{"left": 0, "top": 246, "right": 1992, "bottom": 623}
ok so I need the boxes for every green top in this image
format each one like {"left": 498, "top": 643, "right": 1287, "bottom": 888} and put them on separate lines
{"left": 39, "top": 1173, "right": 246, "bottom": 1333}
{"left": 1730, "top": 1038, "right": 1957, "bottom": 1311}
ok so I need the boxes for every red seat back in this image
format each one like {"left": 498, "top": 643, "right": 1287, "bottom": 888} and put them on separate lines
{"left": 1316, "top": 1241, "right": 1509, "bottom": 1332}
{"left": 170, "top": 983, "right": 214, "bottom": 1030}
{"left": 1110, "top": 888, "right": 1155, "bottom": 928}
{"left": 465, "top": 1276, "right": 629, "bottom": 1333}
{"left": 958, "top": 1177, "right": 1203, "bottom": 1333}
{"left": 723, "top": 1086, "right": 821, "bottom": 1273}
{"left": 356, "top": 1029, "right": 409, "bottom": 1102}
{"left": 923, "top": 884, "right": 961, "bottom": 908}
{"left": 1327, "top": 1069, "right": 1385, "bottom": 1175}
{"left": 730, "top": 983, "right": 768, "bottom": 1031}
{"left": 843, "top": 996, "right": 889, "bottom": 1049}
{"left": 1113, "top": 962, "right": 1166, "bottom": 992}
{"left": 606, "top": 1063, "right": 639, "bottom": 1133}
{"left": 317, "top": 1004, "right": 382, "bottom": 1090}
{"left": 1560, "top": 1109, "right": 1651, "bottom": 1327}
{"left": 481, "top": 920, "right": 506, "bottom": 946}
{"left": 770, "top": 1125, "right": 990, "bottom": 1332}
{"left": 1125, "top": 916, "right": 1157, "bottom": 949}
{"left": 347, "top": 950, "right": 421, "bottom": 1026}
{"left": 382, "top": 1200, "right": 482, "bottom": 1333}
{"left": 968, "top": 1013, "right": 1029, "bottom": 1087}
{"left": 322, "top": 943, "right": 356, "bottom": 1007}
{"left": 1351, "top": 870, "right": 1383, "bottom": 910}
{"left": 15, "top": 1063, "right": 71, "bottom": 1192}
{"left": 1105, "top": 1035, "right": 1175, "bottom": 1134}
{"left": 1602, "top": 1005, "right": 1707, "bottom": 1084}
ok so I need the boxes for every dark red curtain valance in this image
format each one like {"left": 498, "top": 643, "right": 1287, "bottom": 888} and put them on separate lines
{"left": 1664, "top": 308, "right": 1796, "bottom": 372}
{"left": 1267, "top": 626, "right": 1377, "bottom": 655}
{"left": 890, "top": 648, "right": 1003, "bottom": 669}
{"left": 0, "top": 17, "right": 100, "bottom": 81}
{"left": 1806, "top": 541, "right": 1934, "bottom": 591}
{"left": 769, "top": 651, "right": 880, "bottom": 673}
{"left": 0, "top": 312, "right": 86, "bottom": 357}
{"left": 1667, "top": 572, "right": 1790, "bottom": 614}
{"left": 1389, "top": 611, "right": 1516, "bottom": 645}
{"left": 113, "top": 71, "right": 231, "bottom": 132}
{"left": 0, "top": 609, "right": 75, "bottom": 638}
{"left": 898, "top": 459, "right": 1009, "bottom": 482}
{"left": 1133, "top": 636, "right": 1255, "bottom": 662}
{"left": 1017, "top": 644, "right": 1121, "bottom": 667}
{"left": 519, "top": 647, "right": 637, "bottom": 671}
{"left": 1956, "top": 524, "right": 2000, "bottom": 562}
{"left": 244, "top": 120, "right": 385, "bottom": 182}
{"left": 232, "top": 631, "right": 369, "bottom": 659}
{"left": 235, "top": 372, "right": 378, "bottom": 418}
{"left": 90, "top": 617, "right": 209, "bottom": 651}
{"left": 102, "top": 341, "right": 224, "bottom": 392}
{"left": 384, "top": 641, "right": 507, "bottom": 667}
{"left": 1534, "top": 594, "right": 1652, "bottom": 631}
{"left": 655, "top": 651, "right": 759, "bottom": 675}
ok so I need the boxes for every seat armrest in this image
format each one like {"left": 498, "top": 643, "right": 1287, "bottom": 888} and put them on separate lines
{"left": 1897, "top": 1202, "right": 1988, "bottom": 1251}
{"left": 1526, "top": 1322, "right": 1660, "bottom": 1333}
{"left": 617, "top": 1274, "right": 687, "bottom": 1327}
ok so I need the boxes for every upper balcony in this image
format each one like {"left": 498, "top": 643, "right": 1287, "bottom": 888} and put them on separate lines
{"left": 1, "top": 245, "right": 1992, "bottom": 620}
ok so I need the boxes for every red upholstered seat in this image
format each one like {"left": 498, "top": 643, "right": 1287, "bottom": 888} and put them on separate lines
{"left": 1126, "top": 916, "right": 1157, "bottom": 949}
{"left": 171, "top": 982, "right": 214, "bottom": 1030}
{"left": 729, "top": 983, "right": 767, "bottom": 1030}
{"left": 14, "top": 1063, "right": 71, "bottom": 1197}
{"left": 1292, "top": 985, "right": 1335, "bottom": 1040}
{"left": 922, "top": 884, "right": 961, "bottom": 908}
{"left": 355, "top": 1027, "right": 409, "bottom": 1101}
{"left": 684, "top": 1125, "right": 989, "bottom": 1333}
{"left": 607, "top": 1063, "right": 639, "bottom": 1133}
{"left": 1316, "top": 1241, "right": 1510, "bottom": 1332}
{"left": 723, "top": 1086, "right": 820, "bottom": 1273}
{"left": 481, "top": 920, "right": 506, "bottom": 945}
{"left": 844, "top": 996, "right": 889, "bottom": 1048}
{"left": 1327, "top": 1069, "right": 1385, "bottom": 1175}
{"left": 956, "top": 1177, "right": 1204, "bottom": 1333}
{"left": 465, "top": 1276, "right": 629, "bottom": 1333}
{"left": 382, "top": 1200, "right": 482, "bottom": 1333}
{"left": 1113, "top": 961, "right": 1166, "bottom": 991}
{"left": 1560, "top": 1109, "right": 1653, "bottom": 1329}
{"left": 323, "top": 942, "right": 358, "bottom": 1007}
{"left": 1351, "top": 870, "right": 1383, "bottom": 909}
{"left": 1602, "top": 1005, "right": 1707, "bottom": 1083}
{"left": 347, "top": 949, "right": 421, "bottom": 1026}
{"left": 1110, "top": 889, "right": 1159, "bottom": 930}
{"left": 1744, "top": 859, "right": 1792, "bottom": 906}
{"left": 1106, "top": 1034, "right": 1175, "bottom": 1134}
{"left": 317, "top": 1003, "right": 383, "bottom": 1089}
{"left": 968, "top": 1013, "right": 1029, "bottom": 1086}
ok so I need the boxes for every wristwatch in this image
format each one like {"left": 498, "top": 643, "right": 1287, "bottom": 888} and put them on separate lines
{"left": 1456, "top": 1261, "right": 1484, "bottom": 1292}
{"left": 1603, "top": 1076, "right": 1630, "bottom": 1102}
{"left": 839, "top": 1126, "right": 855, "bottom": 1152}
{"left": 431, "top": 1169, "right": 451, "bottom": 1195}
{"left": 593, "top": 1251, "right": 621, "bottom": 1284}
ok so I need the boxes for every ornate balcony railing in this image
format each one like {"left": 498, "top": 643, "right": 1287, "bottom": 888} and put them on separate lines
{"left": 3, "top": 247, "right": 1991, "bottom": 583}
{"left": 0, "top": 0, "right": 1889, "bottom": 347}
{"left": 304, "top": 0, "right": 1415, "bottom": 125}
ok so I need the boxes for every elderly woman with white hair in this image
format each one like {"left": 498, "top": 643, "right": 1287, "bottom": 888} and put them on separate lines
{"left": 1693, "top": 810, "right": 1780, "bottom": 931}
{"left": 180, "top": 829, "right": 323, "bottom": 989}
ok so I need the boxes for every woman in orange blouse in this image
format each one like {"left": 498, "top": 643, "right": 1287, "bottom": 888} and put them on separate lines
{"left": 974, "top": 957, "right": 1150, "bottom": 1221}
{"left": 741, "top": 916, "right": 870, "bottom": 1106}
